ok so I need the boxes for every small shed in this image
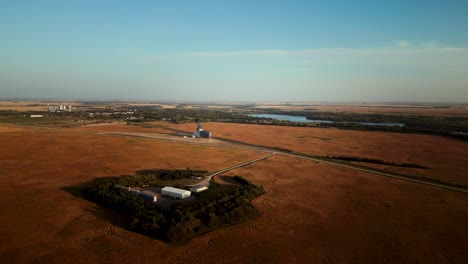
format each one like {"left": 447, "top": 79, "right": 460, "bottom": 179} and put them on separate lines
{"left": 161, "top": 187, "right": 191, "bottom": 199}
{"left": 190, "top": 185, "right": 208, "bottom": 193}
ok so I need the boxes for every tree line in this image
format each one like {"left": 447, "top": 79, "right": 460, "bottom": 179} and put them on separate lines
{"left": 326, "top": 155, "right": 429, "bottom": 169}
{"left": 135, "top": 168, "right": 208, "bottom": 180}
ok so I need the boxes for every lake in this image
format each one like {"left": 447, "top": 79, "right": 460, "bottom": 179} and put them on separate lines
{"left": 249, "top": 114, "right": 405, "bottom": 127}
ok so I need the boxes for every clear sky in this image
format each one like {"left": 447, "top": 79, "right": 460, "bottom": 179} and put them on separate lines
{"left": 1, "top": 1, "right": 468, "bottom": 102}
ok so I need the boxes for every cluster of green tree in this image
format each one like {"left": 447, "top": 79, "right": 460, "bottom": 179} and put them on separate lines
{"left": 17, "top": 103, "right": 466, "bottom": 141}
{"left": 262, "top": 110, "right": 468, "bottom": 138}
{"left": 0, "top": 111, "right": 25, "bottom": 122}
{"left": 314, "top": 121, "right": 468, "bottom": 141}
{"left": 217, "top": 109, "right": 466, "bottom": 141}
{"left": 326, "top": 155, "right": 428, "bottom": 169}
{"left": 133, "top": 108, "right": 258, "bottom": 123}
{"left": 114, "top": 174, "right": 159, "bottom": 186}
{"left": 135, "top": 168, "right": 208, "bottom": 180}
{"left": 81, "top": 175, "right": 264, "bottom": 244}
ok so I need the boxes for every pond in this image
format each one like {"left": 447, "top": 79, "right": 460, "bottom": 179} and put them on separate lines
{"left": 249, "top": 114, "right": 405, "bottom": 127}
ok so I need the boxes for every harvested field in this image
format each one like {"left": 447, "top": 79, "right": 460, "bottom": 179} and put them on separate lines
{"left": 206, "top": 155, "right": 468, "bottom": 263}
{"left": 0, "top": 101, "right": 82, "bottom": 112}
{"left": 0, "top": 125, "right": 265, "bottom": 263}
{"left": 154, "top": 121, "right": 468, "bottom": 185}
{"left": 254, "top": 103, "right": 468, "bottom": 116}
{"left": 0, "top": 124, "right": 29, "bottom": 132}
{"left": 0, "top": 101, "right": 49, "bottom": 111}
{"left": 74, "top": 124, "right": 175, "bottom": 134}
{"left": 0, "top": 123, "right": 467, "bottom": 263}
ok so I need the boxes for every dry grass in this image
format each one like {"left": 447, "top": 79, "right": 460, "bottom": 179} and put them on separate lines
{"left": 0, "top": 124, "right": 29, "bottom": 132}
{"left": 0, "top": 101, "right": 80, "bottom": 111}
{"left": 255, "top": 103, "right": 468, "bottom": 116}
{"left": 0, "top": 123, "right": 467, "bottom": 263}
{"left": 157, "top": 121, "right": 468, "bottom": 185}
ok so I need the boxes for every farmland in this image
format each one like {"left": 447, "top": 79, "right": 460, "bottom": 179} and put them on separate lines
{"left": 0, "top": 105, "right": 467, "bottom": 263}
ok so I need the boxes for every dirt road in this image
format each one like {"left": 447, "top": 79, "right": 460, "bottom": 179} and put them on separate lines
{"left": 101, "top": 132, "right": 468, "bottom": 193}
{"left": 194, "top": 153, "right": 276, "bottom": 186}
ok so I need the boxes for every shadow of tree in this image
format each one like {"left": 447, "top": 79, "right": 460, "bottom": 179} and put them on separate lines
{"left": 135, "top": 169, "right": 171, "bottom": 176}
{"left": 61, "top": 175, "right": 133, "bottom": 231}
{"left": 216, "top": 175, "right": 242, "bottom": 186}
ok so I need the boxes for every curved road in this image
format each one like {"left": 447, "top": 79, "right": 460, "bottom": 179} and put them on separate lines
{"left": 4, "top": 123, "right": 465, "bottom": 194}
{"left": 100, "top": 132, "right": 468, "bottom": 193}
{"left": 193, "top": 153, "right": 276, "bottom": 187}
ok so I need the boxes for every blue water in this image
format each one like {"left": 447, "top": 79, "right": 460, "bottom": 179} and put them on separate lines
{"left": 249, "top": 114, "right": 405, "bottom": 127}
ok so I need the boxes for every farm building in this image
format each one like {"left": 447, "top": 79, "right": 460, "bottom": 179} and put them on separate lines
{"left": 190, "top": 185, "right": 208, "bottom": 193}
{"left": 192, "top": 120, "right": 211, "bottom": 138}
{"left": 161, "top": 187, "right": 191, "bottom": 199}
{"left": 114, "top": 184, "right": 131, "bottom": 191}
{"left": 48, "top": 104, "right": 73, "bottom": 112}
{"left": 114, "top": 185, "right": 157, "bottom": 202}
{"left": 130, "top": 189, "right": 157, "bottom": 202}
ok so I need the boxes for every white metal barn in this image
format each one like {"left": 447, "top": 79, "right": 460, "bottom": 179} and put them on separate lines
{"left": 161, "top": 187, "right": 191, "bottom": 199}
{"left": 190, "top": 185, "right": 208, "bottom": 193}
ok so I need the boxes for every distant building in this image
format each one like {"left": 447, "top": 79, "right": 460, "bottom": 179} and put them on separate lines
{"left": 192, "top": 120, "right": 211, "bottom": 138}
{"left": 190, "top": 185, "right": 208, "bottom": 193}
{"left": 130, "top": 189, "right": 157, "bottom": 202}
{"left": 115, "top": 185, "right": 157, "bottom": 202}
{"left": 115, "top": 185, "right": 131, "bottom": 191}
{"left": 48, "top": 103, "right": 73, "bottom": 112}
{"left": 30, "top": 115, "right": 43, "bottom": 118}
{"left": 161, "top": 187, "right": 191, "bottom": 199}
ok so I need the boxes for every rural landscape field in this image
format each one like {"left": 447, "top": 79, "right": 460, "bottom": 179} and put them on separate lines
{"left": 0, "top": 100, "right": 467, "bottom": 263}
{"left": 3, "top": 1, "right": 468, "bottom": 263}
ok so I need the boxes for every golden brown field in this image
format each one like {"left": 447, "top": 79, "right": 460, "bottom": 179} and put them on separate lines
{"left": 254, "top": 103, "right": 468, "bottom": 116}
{"left": 0, "top": 101, "right": 49, "bottom": 111}
{"left": 156, "top": 122, "right": 468, "bottom": 185}
{"left": 0, "top": 124, "right": 29, "bottom": 132}
{"left": 0, "top": 101, "right": 85, "bottom": 112}
{"left": 0, "top": 123, "right": 467, "bottom": 263}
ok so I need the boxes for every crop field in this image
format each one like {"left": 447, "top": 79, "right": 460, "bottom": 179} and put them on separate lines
{"left": 0, "top": 123, "right": 467, "bottom": 263}
{"left": 75, "top": 123, "right": 176, "bottom": 135}
{"left": 254, "top": 103, "right": 468, "bottom": 116}
{"left": 0, "top": 124, "right": 29, "bottom": 132}
{"left": 156, "top": 121, "right": 468, "bottom": 185}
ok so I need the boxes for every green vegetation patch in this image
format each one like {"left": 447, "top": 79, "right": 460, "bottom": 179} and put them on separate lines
{"left": 326, "top": 155, "right": 429, "bottom": 169}
{"left": 80, "top": 172, "right": 264, "bottom": 244}
{"left": 135, "top": 168, "right": 207, "bottom": 181}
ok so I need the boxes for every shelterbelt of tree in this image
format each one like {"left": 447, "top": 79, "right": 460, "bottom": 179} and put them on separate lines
{"left": 3, "top": 105, "right": 468, "bottom": 140}
{"left": 125, "top": 108, "right": 468, "bottom": 141}
{"left": 78, "top": 172, "right": 264, "bottom": 244}
{"left": 99, "top": 129, "right": 468, "bottom": 193}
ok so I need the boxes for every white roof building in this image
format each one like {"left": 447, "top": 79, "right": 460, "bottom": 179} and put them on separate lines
{"left": 190, "top": 185, "right": 208, "bottom": 193}
{"left": 161, "top": 187, "right": 191, "bottom": 199}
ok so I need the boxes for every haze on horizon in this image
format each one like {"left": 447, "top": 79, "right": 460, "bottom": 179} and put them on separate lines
{"left": 1, "top": 1, "right": 468, "bottom": 103}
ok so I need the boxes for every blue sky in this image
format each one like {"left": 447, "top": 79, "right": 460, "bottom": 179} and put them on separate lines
{"left": 1, "top": 1, "right": 468, "bottom": 102}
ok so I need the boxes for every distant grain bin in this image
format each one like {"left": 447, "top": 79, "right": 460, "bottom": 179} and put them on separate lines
{"left": 190, "top": 185, "right": 208, "bottom": 193}
{"left": 161, "top": 187, "right": 191, "bottom": 199}
{"left": 192, "top": 119, "right": 211, "bottom": 138}
{"left": 48, "top": 103, "right": 73, "bottom": 112}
